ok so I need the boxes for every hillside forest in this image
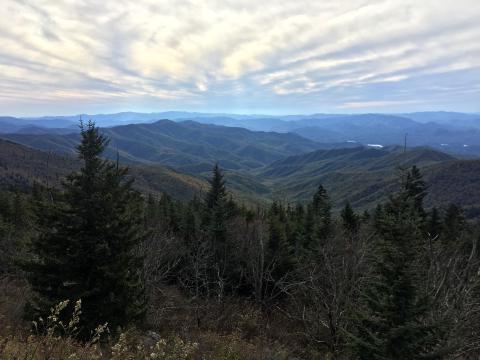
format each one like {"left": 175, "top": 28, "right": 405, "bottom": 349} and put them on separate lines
{"left": 1, "top": 121, "right": 480, "bottom": 359}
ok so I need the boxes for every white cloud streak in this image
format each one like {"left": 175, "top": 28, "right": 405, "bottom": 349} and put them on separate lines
{"left": 0, "top": 0, "right": 479, "bottom": 115}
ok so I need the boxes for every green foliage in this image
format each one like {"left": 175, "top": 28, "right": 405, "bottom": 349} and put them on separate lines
{"left": 23, "top": 121, "right": 147, "bottom": 338}
{"left": 350, "top": 167, "right": 441, "bottom": 359}
{"left": 2, "top": 126, "right": 480, "bottom": 359}
{"left": 0, "top": 138, "right": 206, "bottom": 202}
{"left": 442, "top": 204, "right": 465, "bottom": 243}
{"left": 303, "top": 185, "right": 332, "bottom": 250}
{"left": 341, "top": 201, "right": 359, "bottom": 234}
{"left": 3, "top": 120, "right": 321, "bottom": 174}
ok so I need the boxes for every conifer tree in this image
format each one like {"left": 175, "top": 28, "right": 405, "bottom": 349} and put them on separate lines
{"left": 202, "top": 163, "right": 233, "bottom": 295}
{"left": 24, "top": 120, "right": 146, "bottom": 337}
{"left": 442, "top": 204, "right": 465, "bottom": 243}
{"left": 265, "top": 202, "right": 296, "bottom": 296}
{"left": 204, "top": 163, "right": 228, "bottom": 248}
{"left": 351, "top": 167, "right": 441, "bottom": 359}
{"left": 341, "top": 201, "right": 359, "bottom": 234}
{"left": 304, "top": 185, "right": 332, "bottom": 249}
{"left": 205, "top": 163, "right": 227, "bottom": 210}
{"left": 404, "top": 165, "right": 427, "bottom": 215}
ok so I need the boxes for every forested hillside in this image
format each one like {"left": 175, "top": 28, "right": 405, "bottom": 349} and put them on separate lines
{"left": 2, "top": 134, "right": 480, "bottom": 215}
{"left": 5, "top": 111, "right": 480, "bottom": 156}
{"left": 1, "top": 122, "right": 480, "bottom": 359}
{"left": 2, "top": 120, "right": 322, "bottom": 173}
{"left": 2, "top": 0, "right": 479, "bottom": 357}
{"left": 0, "top": 139, "right": 206, "bottom": 200}
{"left": 254, "top": 146, "right": 480, "bottom": 214}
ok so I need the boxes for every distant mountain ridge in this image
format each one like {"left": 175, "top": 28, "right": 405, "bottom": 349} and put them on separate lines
{"left": 1, "top": 135, "right": 479, "bottom": 217}
{"left": 2, "top": 111, "right": 480, "bottom": 156}
{"left": 1, "top": 120, "right": 323, "bottom": 173}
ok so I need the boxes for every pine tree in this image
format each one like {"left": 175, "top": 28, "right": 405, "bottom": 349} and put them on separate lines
{"left": 202, "top": 163, "right": 233, "bottom": 296}
{"left": 204, "top": 163, "right": 228, "bottom": 248}
{"left": 205, "top": 163, "right": 227, "bottom": 210}
{"left": 23, "top": 120, "right": 146, "bottom": 337}
{"left": 341, "top": 201, "right": 359, "bottom": 234}
{"left": 266, "top": 202, "right": 295, "bottom": 290}
{"left": 404, "top": 165, "right": 427, "bottom": 215}
{"left": 351, "top": 168, "right": 440, "bottom": 359}
{"left": 442, "top": 204, "right": 465, "bottom": 243}
{"left": 304, "top": 185, "right": 332, "bottom": 250}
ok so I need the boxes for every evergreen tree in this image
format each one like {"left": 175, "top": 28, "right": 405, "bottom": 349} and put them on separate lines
{"left": 205, "top": 163, "right": 227, "bottom": 210}
{"left": 266, "top": 202, "right": 295, "bottom": 289}
{"left": 204, "top": 163, "right": 228, "bottom": 248}
{"left": 304, "top": 185, "right": 331, "bottom": 249}
{"left": 426, "top": 207, "right": 442, "bottom": 240}
{"left": 341, "top": 201, "right": 359, "bottom": 234}
{"left": 403, "top": 165, "right": 427, "bottom": 215}
{"left": 23, "top": 120, "right": 146, "bottom": 337}
{"left": 442, "top": 204, "right": 465, "bottom": 243}
{"left": 351, "top": 169, "right": 440, "bottom": 359}
{"left": 202, "top": 163, "right": 233, "bottom": 296}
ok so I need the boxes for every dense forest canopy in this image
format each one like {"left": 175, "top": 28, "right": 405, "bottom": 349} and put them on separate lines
{"left": 1, "top": 121, "right": 480, "bottom": 359}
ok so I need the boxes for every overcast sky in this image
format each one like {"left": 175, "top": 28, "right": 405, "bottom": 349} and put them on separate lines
{"left": 1, "top": 0, "right": 479, "bottom": 116}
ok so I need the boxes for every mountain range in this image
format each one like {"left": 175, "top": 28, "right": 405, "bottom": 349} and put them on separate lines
{"left": 252, "top": 145, "right": 480, "bottom": 217}
{"left": 2, "top": 111, "right": 480, "bottom": 157}
{"left": 1, "top": 116, "right": 479, "bottom": 217}
{"left": 0, "top": 139, "right": 206, "bottom": 200}
{"left": 1, "top": 120, "right": 323, "bottom": 173}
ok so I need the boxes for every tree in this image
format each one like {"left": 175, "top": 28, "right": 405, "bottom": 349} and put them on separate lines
{"left": 350, "top": 168, "right": 441, "bottom": 359}
{"left": 404, "top": 165, "right": 427, "bottom": 214}
{"left": 304, "top": 185, "right": 332, "bottom": 250}
{"left": 23, "top": 120, "right": 147, "bottom": 337}
{"left": 426, "top": 207, "right": 442, "bottom": 240}
{"left": 341, "top": 201, "right": 359, "bottom": 235}
{"left": 202, "top": 163, "right": 233, "bottom": 298}
{"left": 204, "top": 163, "right": 228, "bottom": 250}
{"left": 442, "top": 204, "right": 465, "bottom": 243}
{"left": 205, "top": 163, "right": 227, "bottom": 210}
{"left": 266, "top": 203, "right": 295, "bottom": 289}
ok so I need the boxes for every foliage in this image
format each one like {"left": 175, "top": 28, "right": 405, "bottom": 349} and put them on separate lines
{"left": 22, "top": 121, "right": 147, "bottom": 338}
{"left": 1, "top": 121, "right": 480, "bottom": 359}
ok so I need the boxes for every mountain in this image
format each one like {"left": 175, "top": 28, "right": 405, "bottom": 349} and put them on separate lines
{"left": 0, "top": 116, "right": 78, "bottom": 132}
{"left": 424, "top": 160, "right": 480, "bottom": 218}
{"left": 3, "top": 112, "right": 480, "bottom": 156}
{"left": 400, "top": 111, "right": 480, "bottom": 129}
{"left": 2, "top": 136, "right": 479, "bottom": 216}
{"left": 254, "top": 146, "right": 480, "bottom": 215}
{"left": 0, "top": 117, "right": 27, "bottom": 133}
{"left": 281, "top": 115, "right": 480, "bottom": 149}
{"left": 1, "top": 120, "right": 323, "bottom": 173}
{"left": 179, "top": 113, "right": 480, "bottom": 156}
{"left": 0, "top": 139, "right": 205, "bottom": 200}
{"left": 4, "top": 111, "right": 277, "bottom": 129}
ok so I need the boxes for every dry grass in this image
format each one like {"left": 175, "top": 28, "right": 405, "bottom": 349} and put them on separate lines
{"left": 0, "top": 279, "right": 301, "bottom": 359}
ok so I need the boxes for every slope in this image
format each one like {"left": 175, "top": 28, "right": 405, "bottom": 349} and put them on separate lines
{"left": 255, "top": 146, "right": 480, "bottom": 214}
{"left": 1, "top": 120, "right": 322, "bottom": 173}
{"left": 0, "top": 139, "right": 206, "bottom": 200}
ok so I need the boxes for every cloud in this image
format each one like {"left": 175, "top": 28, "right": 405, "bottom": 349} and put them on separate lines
{"left": 0, "top": 0, "right": 479, "bottom": 115}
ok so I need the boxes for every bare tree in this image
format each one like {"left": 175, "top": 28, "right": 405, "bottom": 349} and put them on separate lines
{"left": 281, "top": 225, "right": 371, "bottom": 358}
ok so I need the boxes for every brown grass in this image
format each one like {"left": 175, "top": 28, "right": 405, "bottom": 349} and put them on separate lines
{"left": 0, "top": 279, "right": 304, "bottom": 359}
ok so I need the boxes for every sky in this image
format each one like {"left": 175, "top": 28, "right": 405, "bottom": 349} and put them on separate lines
{"left": 1, "top": 0, "right": 479, "bottom": 116}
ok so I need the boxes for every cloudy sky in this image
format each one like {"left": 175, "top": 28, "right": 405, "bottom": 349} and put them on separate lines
{"left": 1, "top": 0, "right": 479, "bottom": 116}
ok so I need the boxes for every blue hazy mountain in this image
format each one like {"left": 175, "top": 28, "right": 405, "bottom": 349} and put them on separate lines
{"left": 2, "top": 111, "right": 480, "bottom": 156}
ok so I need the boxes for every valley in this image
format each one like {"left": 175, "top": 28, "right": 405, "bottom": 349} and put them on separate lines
{"left": 1, "top": 113, "right": 479, "bottom": 216}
